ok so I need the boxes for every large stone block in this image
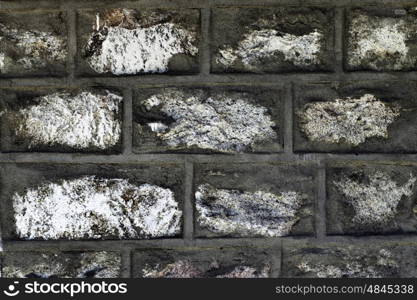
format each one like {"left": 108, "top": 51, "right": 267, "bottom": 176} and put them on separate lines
{"left": 282, "top": 242, "right": 417, "bottom": 278}
{"left": 346, "top": 8, "right": 417, "bottom": 71}
{"left": 0, "top": 163, "right": 184, "bottom": 240}
{"left": 294, "top": 81, "right": 417, "bottom": 153}
{"left": 0, "top": 88, "right": 123, "bottom": 153}
{"left": 133, "top": 87, "right": 283, "bottom": 153}
{"left": 2, "top": 251, "right": 121, "bottom": 278}
{"left": 194, "top": 163, "right": 316, "bottom": 238}
{"left": 327, "top": 163, "right": 417, "bottom": 235}
{"left": 132, "top": 247, "right": 277, "bottom": 278}
{"left": 77, "top": 9, "right": 200, "bottom": 76}
{"left": 211, "top": 7, "right": 334, "bottom": 73}
{"left": 0, "top": 11, "right": 67, "bottom": 77}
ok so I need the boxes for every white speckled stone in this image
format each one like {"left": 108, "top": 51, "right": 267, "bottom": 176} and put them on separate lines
{"left": 13, "top": 176, "right": 182, "bottom": 239}
{"left": 334, "top": 171, "right": 415, "bottom": 226}
{"left": 2, "top": 91, "right": 122, "bottom": 150}
{"left": 137, "top": 88, "right": 278, "bottom": 153}
{"left": 298, "top": 94, "right": 400, "bottom": 146}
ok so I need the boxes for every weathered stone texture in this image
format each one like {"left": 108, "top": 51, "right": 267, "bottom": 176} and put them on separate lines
{"left": 327, "top": 163, "right": 417, "bottom": 235}
{"left": 282, "top": 243, "right": 417, "bottom": 278}
{"left": 77, "top": 9, "right": 200, "bottom": 75}
{"left": 0, "top": 88, "right": 123, "bottom": 153}
{"left": 194, "top": 163, "right": 316, "bottom": 237}
{"left": 346, "top": 8, "right": 417, "bottom": 71}
{"left": 133, "top": 87, "right": 282, "bottom": 153}
{"left": 3, "top": 2, "right": 417, "bottom": 280}
{"left": 0, "top": 11, "right": 67, "bottom": 77}
{"left": 132, "top": 247, "right": 276, "bottom": 278}
{"left": 211, "top": 7, "right": 334, "bottom": 73}
{"left": 0, "top": 163, "right": 184, "bottom": 240}
{"left": 294, "top": 82, "right": 417, "bottom": 153}
{"left": 2, "top": 251, "right": 121, "bottom": 278}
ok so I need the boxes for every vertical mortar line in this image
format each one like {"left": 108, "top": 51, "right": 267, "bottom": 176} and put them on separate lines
{"left": 200, "top": 7, "right": 211, "bottom": 75}
{"left": 271, "top": 238, "right": 282, "bottom": 278}
{"left": 122, "top": 89, "right": 133, "bottom": 155}
{"left": 120, "top": 247, "right": 132, "bottom": 278}
{"left": 316, "top": 161, "right": 327, "bottom": 240}
{"left": 183, "top": 160, "right": 195, "bottom": 242}
{"left": 334, "top": 7, "right": 345, "bottom": 76}
{"left": 278, "top": 238, "right": 284, "bottom": 278}
{"left": 283, "top": 83, "right": 294, "bottom": 154}
{"left": 67, "top": 8, "right": 77, "bottom": 85}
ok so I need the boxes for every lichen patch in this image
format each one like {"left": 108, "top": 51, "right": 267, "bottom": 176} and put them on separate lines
{"left": 216, "top": 29, "right": 323, "bottom": 70}
{"left": 298, "top": 94, "right": 400, "bottom": 146}
{"left": 142, "top": 260, "right": 269, "bottom": 278}
{"left": 139, "top": 89, "right": 277, "bottom": 152}
{"left": 334, "top": 171, "right": 416, "bottom": 226}
{"left": 13, "top": 176, "right": 182, "bottom": 239}
{"left": 2, "top": 91, "right": 122, "bottom": 150}
{"left": 76, "top": 252, "right": 121, "bottom": 278}
{"left": 348, "top": 14, "right": 417, "bottom": 70}
{"left": 142, "top": 260, "right": 200, "bottom": 278}
{"left": 297, "top": 248, "right": 399, "bottom": 278}
{"left": 85, "top": 10, "right": 198, "bottom": 75}
{"left": 3, "top": 252, "right": 120, "bottom": 278}
{"left": 0, "top": 23, "right": 67, "bottom": 72}
{"left": 195, "top": 184, "right": 304, "bottom": 237}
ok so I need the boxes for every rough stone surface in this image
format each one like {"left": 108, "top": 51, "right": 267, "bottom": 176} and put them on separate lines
{"left": 0, "top": 11, "right": 67, "bottom": 77}
{"left": 0, "top": 88, "right": 123, "bottom": 152}
{"left": 78, "top": 9, "right": 200, "bottom": 75}
{"left": 0, "top": 163, "right": 184, "bottom": 240}
{"left": 294, "top": 82, "right": 417, "bottom": 153}
{"left": 327, "top": 164, "right": 417, "bottom": 235}
{"left": 196, "top": 184, "right": 305, "bottom": 237}
{"left": 2, "top": 251, "right": 121, "bottom": 278}
{"left": 13, "top": 176, "right": 182, "bottom": 240}
{"left": 346, "top": 8, "right": 417, "bottom": 71}
{"left": 5, "top": 2, "right": 417, "bottom": 280}
{"left": 211, "top": 8, "right": 334, "bottom": 73}
{"left": 298, "top": 94, "right": 399, "bottom": 146}
{"left": 133, "top": 87, "right": 282, "bottom": 153}
{"left": 132, "top": 248, "right": 275, "bottom": 278}
{"left": 282, "top": 243, "right": 417, "bottom": 278}
{"left": 194, "top": 163, "right": 316, "bottom": 237}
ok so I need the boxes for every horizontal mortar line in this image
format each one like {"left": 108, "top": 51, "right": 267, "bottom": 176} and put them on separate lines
{"left": 3, "top": 235, "right": 417, "bottom": 251}
{"left": 282, "top": 235, "right": 417, "bottom": 245}
{"left": 1, "top": 153, "right": 417, "bottom": 164}
{"left": 1, "top": 239, "right": 283, "bottom": 251}
{"left": 3, "top": 72, "right": 417, "bottom": 87}
{"left": 1, "top": 0, "right": 416, "bottom": 10}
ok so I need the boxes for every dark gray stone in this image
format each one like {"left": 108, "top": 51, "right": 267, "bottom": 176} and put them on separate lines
{"left": 327, "top": 163, "right": 417, "bottom": 235}
{"left": 346, "top": 8, "right": 417, "bottom": 71}
{"left": 211, "top": 7, "right": 334, "bottom": 73}
{"left": 294, "top": 81, "right": 417, "bottom": 153}
{"left": 132, "top": 247, "right": 277, "bottom": 278}
{"left": 2, "top": 251, "right": 121, "bottom": 278}
{"left": 0, "top": 11, "right": 68, "bottom": 77}
{"left": 194, "top": 163, "right": 316, "bottom": 238}
{"left": 282, "top": 242, "right": 417, "bottom": 278}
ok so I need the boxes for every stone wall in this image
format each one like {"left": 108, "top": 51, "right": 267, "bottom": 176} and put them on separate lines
{"left": 1, "top": 0, "right": 417, "bottom": 278}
